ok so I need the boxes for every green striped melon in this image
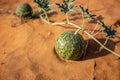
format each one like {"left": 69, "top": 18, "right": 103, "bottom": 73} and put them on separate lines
{"left": 55, "top": 31, "right": 85, "bottom": 60}
{"left": 15, "top": 2, "right": 33, "bottom": 17}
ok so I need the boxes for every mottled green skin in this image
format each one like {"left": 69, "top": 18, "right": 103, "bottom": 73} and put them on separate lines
{"left": 15, "top": 3, "right": 33, "bottom": 17}
{"left": 55, "top": 31, "right": 85, "bottom": 60}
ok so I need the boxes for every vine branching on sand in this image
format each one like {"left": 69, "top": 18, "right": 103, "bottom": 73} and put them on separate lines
{"left": 32, "top": 0, "right": 120, "bottom": 58}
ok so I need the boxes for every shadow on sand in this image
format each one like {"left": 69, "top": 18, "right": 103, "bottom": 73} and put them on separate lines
{"left": 82, "top": 38, "right": 117, "bottom": 61}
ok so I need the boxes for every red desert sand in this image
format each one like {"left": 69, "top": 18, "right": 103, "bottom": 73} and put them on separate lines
{"left": 0, "top": 0, "right": 120, "bottom": 80}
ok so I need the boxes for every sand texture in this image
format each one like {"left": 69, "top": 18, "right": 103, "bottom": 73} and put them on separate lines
{"left": 0, "top": 0, "right": 120, "bottom": 80}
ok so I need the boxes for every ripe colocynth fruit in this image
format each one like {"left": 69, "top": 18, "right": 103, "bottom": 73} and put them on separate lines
{"left": 55, "top": 31, "right": 85, "bottom": 60}
{"left": 15, "top": 2, "right": 33, "bottom": 18}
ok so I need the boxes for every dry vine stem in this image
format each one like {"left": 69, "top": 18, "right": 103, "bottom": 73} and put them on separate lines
{"left": 40, "top": 14, "right": 120, "bottom": 58}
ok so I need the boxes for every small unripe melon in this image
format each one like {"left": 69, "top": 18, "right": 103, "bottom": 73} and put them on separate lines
{"left": 55, "top": 31, "right": 85, "bottom": 60}
{"left": 15, "top": 2, "right": 33, "bottom": 17}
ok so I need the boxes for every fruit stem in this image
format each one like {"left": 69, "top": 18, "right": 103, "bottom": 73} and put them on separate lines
{"left": 66, "top": 13, "right": 69, "bottom": 23}
{"left": 74, "top": 28, "right": 81, "bottom": 35}
{"left": 74, "top": 17, "right": 85, "bottom": 35}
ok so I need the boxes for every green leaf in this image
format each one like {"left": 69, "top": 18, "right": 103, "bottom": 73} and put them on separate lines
{"left": 98, "top": 20, "right": 116, "bottom": 38}
{"left": 33, "top": 0, "right": 51, "bottom": 11}
{"left": 79, "top": 5, "right": 96, "bottom": 20}
{"left": 56, "top": 0, "right": 75, "bottom": 13}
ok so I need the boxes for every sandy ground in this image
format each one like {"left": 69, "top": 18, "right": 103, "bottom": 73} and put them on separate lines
{"left": 0, "top": 0, "right": 120, "bottom": 80}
